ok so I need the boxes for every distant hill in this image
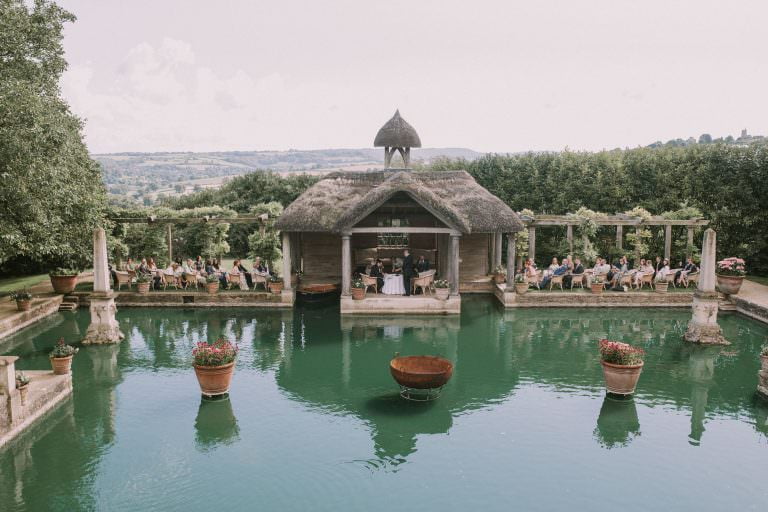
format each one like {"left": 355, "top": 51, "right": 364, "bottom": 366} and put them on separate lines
{"left": 96, "top": 147, "right": 482, "bottom": 204}
{"left": 646, "top": 129, "right": 768, "bottom": 149}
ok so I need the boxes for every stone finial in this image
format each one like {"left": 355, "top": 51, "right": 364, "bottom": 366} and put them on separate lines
{"left": 93, "top": 227, "right": 111, "bottom": 294}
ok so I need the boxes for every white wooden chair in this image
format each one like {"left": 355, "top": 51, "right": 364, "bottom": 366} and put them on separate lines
{"left": 411, "top": 269, "right": 436, "bottom": 295}
{"left": 361, "top": 274, "right": 378, "bottom": 294}
{"left": 251, "top": 272, "right": 269, "bottom": 291}
{"left": 114, "top": 271, "right": 132, "bottom": 290}
{"left": 569, "top": 273, "right": 585, "bottom": 289}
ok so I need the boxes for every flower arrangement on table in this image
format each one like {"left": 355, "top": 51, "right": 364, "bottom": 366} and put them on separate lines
{"left": 192, "top": 338, "right": 238, "bottom": 367}
{"left": 716, "top": 257, "right": 746, "bottom": 276}
{"left": 434, "top": 279, "right": 450, "bottom": 289}
{"left": 598, "top": 339, "right": 644, "bottom": 366}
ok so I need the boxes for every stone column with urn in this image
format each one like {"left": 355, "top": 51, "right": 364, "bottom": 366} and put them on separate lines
{"left": 83, "top": 228, "right": 124, "bottom": 344}
{"left": 684, "top": 228, "right": 728, "bottom": 345}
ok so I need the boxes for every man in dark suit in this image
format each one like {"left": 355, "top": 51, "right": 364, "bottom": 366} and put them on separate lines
{"left": 402, "top": 249, "right": 414, "bottom": 296}
{"left": 564, "top": 257, "right": 584, "bottom": 288}
{"left": 415, "top": 255, "right": 430, "bottom": 273}
{"left": 369, "top": 259, "right": 384, "bottom": 292}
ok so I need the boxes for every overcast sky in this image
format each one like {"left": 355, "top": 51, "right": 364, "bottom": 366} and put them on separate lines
{"left": 58, "top": 0, "right": 767, "bottom": 154}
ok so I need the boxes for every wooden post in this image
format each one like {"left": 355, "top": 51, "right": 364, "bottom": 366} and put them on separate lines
{"left": 450, "top": 234, "right": 460, "bottom": 296}
{"left": 528, "top": 226, "right": 536, "bottom": 263}
{"left": 166, "top": 224, "right": 173, "bottom": 264}
{"left": 687, "top": 227, "right": 694, "bottom": 257}
{"left": 616, "top": 225, "right": 623, "bottom": 250}
{"left": 341, "top": 234, "right": 351, "bottom": 296}
{"left": 494, "top": 232, "right": 503, "bottom": 269}
{"left": 664, "top": 225, "right": 672, "bottom": 261}
{"left": 506, "top": 233, "right": 516, "bottom": 287}
{"left": 566, "top": 224, "right": 573, "bottom": 256}
{"left": 282, "top": 232, "right": 292, "bottom": 291}
{"left": 635, "top": 227, "right": 641, "bottom": 262}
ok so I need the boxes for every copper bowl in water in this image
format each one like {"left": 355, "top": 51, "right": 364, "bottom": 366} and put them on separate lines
{"left": 390, "top": 355, "right": 454, "bottom": 389}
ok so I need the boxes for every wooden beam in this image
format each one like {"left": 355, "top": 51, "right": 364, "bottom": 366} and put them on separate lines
{"left": 566, "top": 225, "right": 573, "bottom": 255}
{"left": 349, "top": 227, "right": 460, "bottom": 235}
{"left": 528, "top": 227, "right": 536, "bottom": 262}
{"left": 166, "top": 224, "right": 173, "bottom": 263}
{"left": 664, "top": 225, "right": 672, "bottom": 261}
{"left": 109, "top": 216, "right": 270, "bottom": 224}
{"left": 687, "top": 227, "right": 695, "bottom": 257}
{"left": 616, "top": 225, "right": 623, "bottom": 250}
{"left": 522, "top": 215, "right": 708, "bottom": 227}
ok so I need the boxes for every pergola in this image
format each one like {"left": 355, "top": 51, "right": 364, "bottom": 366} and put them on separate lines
{"left": 516, "top": 214, "right": 709, "bottom": 262}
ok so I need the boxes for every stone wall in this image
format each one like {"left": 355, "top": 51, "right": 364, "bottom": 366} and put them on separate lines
{"left": 759, "top": 355, "right": 768, "bottom": 399}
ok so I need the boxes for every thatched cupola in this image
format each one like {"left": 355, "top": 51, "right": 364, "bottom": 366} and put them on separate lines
{"left": 374, "top": 110, "right": 421, "bottom": 169}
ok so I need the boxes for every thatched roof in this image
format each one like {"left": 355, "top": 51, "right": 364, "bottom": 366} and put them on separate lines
{"left": 276, "top": 170, "right": 524, "bottom": 234}
{"left": 373, "top": 110, "right": 422, "bottom": 148}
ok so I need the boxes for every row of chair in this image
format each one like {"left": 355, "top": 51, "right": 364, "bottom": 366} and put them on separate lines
{"left": 526, "top": 269, "right": 700, "bottom": 291}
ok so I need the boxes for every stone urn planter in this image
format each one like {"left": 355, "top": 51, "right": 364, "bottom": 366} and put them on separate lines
{"left": 194, "top": 362, "right": 235, "bottom": 397}
{"left": 16, "top": 299, "right": 31, "bottom": 311}
{"left": 50, "top": 355, "right": 74, "bottom": 375}
{"left": 515, "top": 282, "right": 529, "bottom": 294}
{"left": 599, "top": 339, "right": 644, "bottom": 396}
{"left": 493, "top": 273, "right": 506, "bottom": 284}
{"left": 351, "top": 287, "right": 366, "bottom": 300}
{"left": 269, "top": 281, "right": 284, "bottom": 294}
{"left": 18, "top": 384, "right": 29, "bottom": 406}
{"left": 434, "top": 287, "right": 450, "bottom": 300}
{"left": 50, "top": 274, "right": 79, "bottom": 294}
{"left": 136, "top": 281, "right": 151, "bottom": 294}
{"left": 655, "top": 281, "right": 669, "bottom": 293}
{"left": 716, "top": 275, "right": 744, "bottom": 295}
{"left": 591, "top": 283, "right": 604, "bottom": 295}
{"left": 206, "top": 281, "right": 219, "bottom": 294}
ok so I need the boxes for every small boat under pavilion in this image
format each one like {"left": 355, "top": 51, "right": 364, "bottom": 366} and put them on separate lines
{"left": 275, "top": 111, "right": 525, "bottom": 314}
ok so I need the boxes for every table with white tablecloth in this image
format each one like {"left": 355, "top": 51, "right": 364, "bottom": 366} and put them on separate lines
{"left": 381, "top": 274, "right": 405, "bottom": 295}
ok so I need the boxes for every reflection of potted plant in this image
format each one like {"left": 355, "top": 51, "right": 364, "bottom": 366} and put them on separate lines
{"left": 49, "top": 268, "right": 80, "bottom": 294}
{"left": 194, "top": 396, "right": 240, "bottom": 452}
{"left": 598, "top": 339, "right": 644, "bottom": 395}
{"left": 514, "top": 273, "right": 528, "bottom": 294}
{"left": 268, "top": 275, "right": 284, "bottom": 294}
{"left": 193, "top": 338, "right": 238, "bottom": 397}
{"left": 205, "top": 274, "right": 219, "bottom": 294}
{"left": 434, "top": 279, "right": 450, "bottom": 300}
{"left": 351, "top": 279, "right": 366, "bottom": 300}
{"left": 716, "top": 257, "right": 746, "bottom": 295}
{"left": 593, "top": 395, "right": 641, "bottom": 449}
{"left": 654, "top": 274, "right": 669, "bottom": 293}
{"left": 10, "top": 289, "right": 33, "bottom": 311}
{"left": 49, "top": 337, "right": 79, "bottom": 375}
{"left": 136, "top": 273, "right": 151, "bottom": 294}
{"left": 591, "top": 275, "right": 604, "bottom": 294}
{"left": 16, "top": 371, "right": 30, "bottom": 406}
{"left": 493, "top": 264, "right": 507, "bottom": 284}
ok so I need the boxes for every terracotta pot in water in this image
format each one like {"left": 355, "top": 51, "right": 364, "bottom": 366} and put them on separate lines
{"left": 194, "top": 362, "right": 235, "bottom": 396}
{"left": 716, "top": 275, "right": 744, "bottom": 295}
{"left": 50, "top": 355, "right": 74, "bottom": 375}
{"left": 390, "top": 355, "right": 454, "bottom": 389}
{"left": 601, "top": 360, "right": 644, "bottom": 395}
{"left": 50, "top": 275, "right": 78, "bottom": 294}
{"left": 351, "top": 287, "right": 365, "bottom": 300}
{"left": 16, "top": 300, "right": 31, "bottom": 311}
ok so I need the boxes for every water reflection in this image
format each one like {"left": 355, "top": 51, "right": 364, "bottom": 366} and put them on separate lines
{"left": 686, "top": 346, "right": 720, "bottom": 445}
{"left": 194, "top": 396, "right": 240, "bottom": 452}
{"left": 594, "top": 395, "right": 641, "bottom": 449}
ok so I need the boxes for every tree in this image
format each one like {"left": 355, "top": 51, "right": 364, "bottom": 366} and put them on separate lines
{"left": 247, "top": 202, "right": 284, "bottom": 270}
{"left": 0, "top": 0, "right": 106, "bottom": 272}
{"left": 698, "top": 133, "right": 712, "bottom": 144}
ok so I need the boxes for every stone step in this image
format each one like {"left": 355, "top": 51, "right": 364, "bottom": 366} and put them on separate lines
{"left": 63, "top": 295, "right": 80, "bottom": 303}
{"left": 58, "top": 302, "right": 78, "bottom": 312}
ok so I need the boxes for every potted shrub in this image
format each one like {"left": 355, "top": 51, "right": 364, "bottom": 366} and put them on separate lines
{"left": 514, "top": 273, "right": 529, "bottom": 294}
{"left": 716, "top": 257, "right": 746, "bottom": 295}
{"left": 434, "top": 279, "right": 450, "bottom": 300}
{"left": 351, "top": 279, "right": 366, "bottom": 300}
{"left": 49, "top": 337, "right": 79, "bottom": 375}
{"left": 269, "top": 275, "right": 284, "bottom": 294}
{"left": 493, "top": 264, "right": 507, "bottom": 284}
{"left": 136, "top": 273, "right": 151, "bottom": 294}
{"left": 193, "top": 338, "right": 238, "bottom": 396}
{"left": 16, "top": 371, "right": 30, "bottom": 406}
{"left": 49, "top": 268, "right": 80, "bottom": 294}
{"left": 10, "top": 289, "right": 33, "bottom": 311}
{"left": 654, "top": 274, "right": 669, "bottom": 293}
{"left": 591, "top": 275, "right": 605, "bottom": 294}
{"left": 205, "top": 274, "right": 219, "bottom": 294}
{"left": 598, "top": 339, "right": 644, "bottom": 395}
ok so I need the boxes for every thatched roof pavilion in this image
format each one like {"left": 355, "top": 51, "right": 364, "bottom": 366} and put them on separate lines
{"left": 373, "top": 110, "right": 421, "bottom": 168}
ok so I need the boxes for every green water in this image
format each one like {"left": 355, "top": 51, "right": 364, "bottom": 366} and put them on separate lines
{"left": 1, "top": 297, "right": 767, "bottom": 511}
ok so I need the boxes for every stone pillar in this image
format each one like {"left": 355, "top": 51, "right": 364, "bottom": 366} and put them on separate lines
{"left": 566, "top": 225, "right": 573, "bottom": 256}
{"left": 528, "top": 226, "right": 536, "bottom": 263}
{"left": 341, "top": 234, "right": 351, "bottom": 296}
{"left": 634, "top": 227, "right": 642, "bottom": 261}
{"left": 450, "top": 234, "right": 460, "bottom": 296}
{"left": 684, "top": 228, "right": 727, "bottom": 345}
{"left": 616, "top": 225, "right": 623, "bottom": 250}
{"left": 664, "top": 225, "right": 672, "bottom": 261}
{"left": 494, "top": 232, "right": 503, "bottom": 269}
{"left": 506, "top": 233, "right": 516, "bottom": 287}
{"left": 83, "top": 228, "right": 124, "bottom": 345}
{"left": 687, "top": 227, "right": 695, "bottom": 257}
{"left": 281, "top": 232, "right": 292, "bottom": 291}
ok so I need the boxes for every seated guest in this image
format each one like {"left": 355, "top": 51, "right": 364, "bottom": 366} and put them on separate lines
{"left": 195, "top": 256, "right": 204, "bottom": 272}
{"left": 634, "top": 258, "right": 655, "bottom": 286}
{"left": 609, "top": 256, "right": 629, "bottom": 288}
{"left": 238, "top": 259, "right": 253, "bottom": 288}
{"left": 564, "top": 257, "right": 584, "bottom": 288}
{"left": 545, "top": 257, "right": 560, "bottom": 277}
{"left": 204, "top": 259, "right": 215, "bottom": 275}
{"left": 147, "top": 258, "right": 158, "bottom": 271}
{"left": 253, "top": 257, "right": 269, "bottom": 275}
{"left": 524, "top": 259, "right": 538, "bottom": 278}
{"left": 392, "top": 257, "right": 403, "bottom": 274}
{"left": 415, "top": 255, "right": 430, "bottom": 273}
{"left": 657, "top": 259, "right": 671, "bottom": 280}
{"left": 541, "top": 258, "right": 569, "bottom": 289}
{"left": 653, "top": 256, "right": 663, "bottom": 279}
{"left": 121, "top": 257, "right": 135, "bottom": 272}
{"left": 138, "top": 258, "right": 150, "bottom": 275}
{"left": 369, "top": 258, "right": 385, "bottom": 292}
{"left": 212, "top": 259, "right": 221, "bottom": 272}
{"left": 675, "top": 257, "right": 698, "bottom": 285}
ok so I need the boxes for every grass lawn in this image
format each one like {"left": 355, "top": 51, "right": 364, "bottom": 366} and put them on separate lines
{"left": 748, "top": 275, "right": 768, "bottom": 287}
{"left": 0, "top": 274, "right": 48, "bottom": 294}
